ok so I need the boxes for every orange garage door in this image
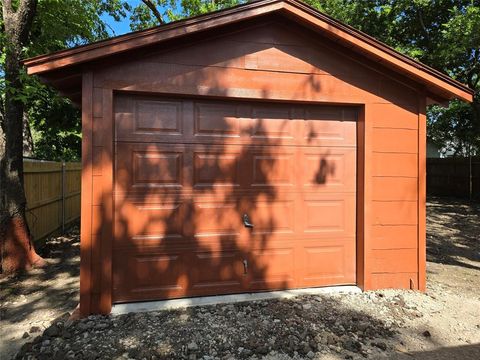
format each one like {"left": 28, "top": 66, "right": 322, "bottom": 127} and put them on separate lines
{"left": 112, "top": 95, "right": 357, "bottom": 302}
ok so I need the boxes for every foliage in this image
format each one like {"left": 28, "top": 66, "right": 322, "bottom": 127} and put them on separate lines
{"left": 305, "top": 0, "right": 480, "bottom": 155}
{"left": 1, "top": 0, "right": 130, "bottom": 161}
{"left": 128, "top": 0, "right": 246, "bottom": 30}
{"left": 2, "top": 0, "right": 479, "bottom": 160}
{"left": 27, "top": 82, "right": 82, "bottom": 161}
{"left": 429, "top": 100, "right": 479, "bottom": 156}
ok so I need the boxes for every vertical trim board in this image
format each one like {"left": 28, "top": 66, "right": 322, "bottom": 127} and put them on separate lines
{"left": 80, "top": 71, "right": 94, "bottom": 316}
{"left": 417, "top": 95, "right": 427, "bottom": 291}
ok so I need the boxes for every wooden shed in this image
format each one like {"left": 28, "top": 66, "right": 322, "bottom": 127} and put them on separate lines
{"left": 24, "top": 0, "right": 473, "bottom": 315}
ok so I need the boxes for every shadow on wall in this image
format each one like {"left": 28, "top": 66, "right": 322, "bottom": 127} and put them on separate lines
{"left": 104, "top": 96, "right": 343, "bottom": 304}
{"left": 84, "top": 17, "right": 367, "bottom": 312}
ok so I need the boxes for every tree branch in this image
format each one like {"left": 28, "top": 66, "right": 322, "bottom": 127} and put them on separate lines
{"left": 2, "top": 0, "right": 13, "bottom": 17}
{"left": 141, "top": 0, "right": 164, "bottom": 24}
{"left": 416, "top": 6, "right": 430, "bottom": 45}
{"left": 16, "top": 0, "right": 38, "bottom": 46}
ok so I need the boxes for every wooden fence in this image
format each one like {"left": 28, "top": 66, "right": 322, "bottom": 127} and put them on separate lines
{"left": 24, "top": 159, "right": 81, "bottom": 241}
{"left": 427, "top": 157, "right": 480, "bottom": 199}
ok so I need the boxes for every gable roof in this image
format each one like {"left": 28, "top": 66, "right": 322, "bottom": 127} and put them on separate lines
{"left": 23, "top": 0, "right": 473, "bottom": 103}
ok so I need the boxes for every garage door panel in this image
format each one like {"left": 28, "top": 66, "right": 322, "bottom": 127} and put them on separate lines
{"left": 190, "top": 250, "right": 246, "bottom": 292}
{"left": 112, "top": 250, "right": 188, "bottom": 302}
{"left": 301, "top": 148, "right": 356, "bottom": 191}
{"left": 303, "top": 107, "right": 357, "bottom": 147}
{"left": 246, "top": 193, "right": 296, "bottom": 240}
{"left": 114, "top": 200, "right": 185, "bottom": 248}
{"left": 249, "top": 149, "right": 297, "bottom": 188}
{"left": 192, "top": 200, "right": 244, "bottom": 240}
{"left": 301, "top": 193, "right": 355, "bottom": 238}
{"left": 116, "top": 98, "right": 185, "bottom": 141}
{"left": 193, "top": 149, "right": 243, "bottom": 189}
{"left": 248, "top": 246, "right": 295, "bottom": 289}
{"left": 299, "top": 239, "right": 356, "bottom": 286}
{"left": 115, "top": 95, "right": 357, "bottom": 148}
{"left": 194, "top": 101, "right": 243, "bottom": 137}
{"left": 113, "top": 95, "right": 357, "bottom": 302}
{"left": 133, "top": 151, "right": 182, "bottom": 185}
{"left": 116, "top": 143, "right": 186, "bottom": 192}
{"left": 251, "top": 104, "right": 296, "bottom": 140}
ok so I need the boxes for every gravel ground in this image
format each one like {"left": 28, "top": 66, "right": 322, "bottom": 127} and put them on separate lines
{"left": 1, "top": 198, "right": 479, "bottom": 360}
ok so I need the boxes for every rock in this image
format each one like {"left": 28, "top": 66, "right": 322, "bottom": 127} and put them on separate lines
{"left": 64, "top": 318, "right": 75, "bottom": 328}
{"left": 77, "top": 322, "right": 93, "bottom": 331}
{"left": 86, "top": 321, "right": 95, "bottom": 329}
{"left": 307, "top": 351, "right": 315, "bottom": 358}
{"left": 30, "top": 326, "right": 41, "bottom": 333}
{"left": 94, "top": 322, "right": 109, "bottom": 330}
{"left": 22, "top": 332, "right": 30, "bottom": 338}
{"left": 302, "top": 303, "right": 312, "bottom": 310}
{"left": 373, "top": 341, "right": 387, "bottom": 351}
{"left": 422, "top": 330, "right": 431, "bottom": 338}
{"left": 52, "top": 312, "right": 70, "bottom": 325}
{"left": 342, "top": 339, "right": 362, "bottom": 352}
{"left": 301, "top": 342, "right": 311, "bottom": 354}
{"left": 33, "top": 335, "right": 42, "bottom": 344}
{"left": 357, "top": 322, "right": 369, "bottom": 332}
{"left": 18, "top": 342, "right": 32, "bottom": 357}
{"left": 128, "top": 348, "right": 141, "bottom": 358}
{"left": 53, "top": 349, "right": 66, "bottom": 360}
{"left": 44, "top": 324, "right": 60, "bottom": 338}
{"left": 188, "top": 342, "right": 199, "bottom": 351}
{"left": 256, "top": 345, "right": 269, "bottom": 355}
{"left": 326, "top": 334, "right": 338, "bottom": 345}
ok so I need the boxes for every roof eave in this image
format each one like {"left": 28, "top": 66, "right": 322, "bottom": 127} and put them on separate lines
{"left": 23, "top": 0, "right": 474, "bottom": 103}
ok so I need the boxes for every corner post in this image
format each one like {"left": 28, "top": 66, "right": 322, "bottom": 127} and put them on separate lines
{"left": 80, "top": 71, "right": 94, "bottom": 316}
{"left": 418, "top": 95, "right": 427, "bottom": 291}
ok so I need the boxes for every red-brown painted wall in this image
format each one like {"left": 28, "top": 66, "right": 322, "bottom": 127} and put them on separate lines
{"left": 80, "top": 19, "right": 426, "bottom": 315}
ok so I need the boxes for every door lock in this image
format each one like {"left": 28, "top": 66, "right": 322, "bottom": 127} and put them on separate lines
{"left": 243, "top": 214, "right": 254, "bottom": 228}
{"left": 243, "top": 259, "right": 248, "bottom": 275}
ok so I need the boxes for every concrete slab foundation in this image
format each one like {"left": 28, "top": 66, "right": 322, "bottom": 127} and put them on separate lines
{"left": 111, "top": 286, "right": 362, "bottom": 315}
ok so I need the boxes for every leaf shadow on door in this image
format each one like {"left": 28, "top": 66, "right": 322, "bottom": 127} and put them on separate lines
{"left": 103, "top": 94, "right": 347, "bottom": 307}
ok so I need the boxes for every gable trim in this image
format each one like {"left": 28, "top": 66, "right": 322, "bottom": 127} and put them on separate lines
{"left": 23, "top": 0, "right": 473, "bottom": 102}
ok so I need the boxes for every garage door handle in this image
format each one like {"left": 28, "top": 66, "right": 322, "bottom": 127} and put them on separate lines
{"left": 243, "top": 214, "right": 254, "bottom": 228}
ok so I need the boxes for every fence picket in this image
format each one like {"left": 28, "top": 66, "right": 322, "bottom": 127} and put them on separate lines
{"left": 427, "top": 157, "right": 480, "bottom": 199}
{"left": 24, "top": 159, "right": 81, "bottom": 241}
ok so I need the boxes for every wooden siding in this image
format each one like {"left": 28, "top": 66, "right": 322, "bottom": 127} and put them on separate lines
{"left": 369, "top": 100, "right": 420, "bottom": 288}
{"left": 24, "top": 160, "right": 81, "bottom": 241}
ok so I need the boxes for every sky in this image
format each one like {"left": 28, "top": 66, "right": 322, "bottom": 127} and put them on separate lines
{"left": 100, "top": 0, "right": 142, "bottom": 37}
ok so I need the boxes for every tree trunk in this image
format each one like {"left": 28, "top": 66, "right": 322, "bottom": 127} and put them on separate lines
{"left": 23, "top": 112, "right": 34, "bottom": 157}
{"left": 1, "top": 0, "right": 45, "bottom": 273}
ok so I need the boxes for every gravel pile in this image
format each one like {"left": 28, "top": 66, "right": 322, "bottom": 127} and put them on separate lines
{"left": 14, "top": 292, "right": 424, "bottom": 360}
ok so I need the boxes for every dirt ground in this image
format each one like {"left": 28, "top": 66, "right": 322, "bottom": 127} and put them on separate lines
{"left": 0, "top": 227, "right": 80, "bottom": 359}
{"left": 1, "top": 198, "right": 479, "bottom": 360}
